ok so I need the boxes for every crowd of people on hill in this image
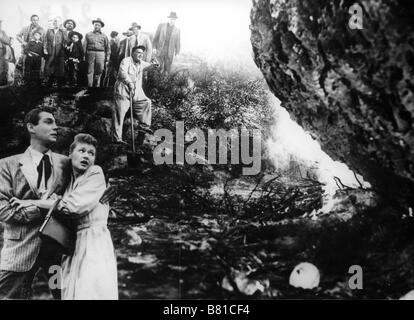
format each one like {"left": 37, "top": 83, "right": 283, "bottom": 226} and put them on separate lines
{"left": 0, "top": 12, "right": 181, "bottom": 88}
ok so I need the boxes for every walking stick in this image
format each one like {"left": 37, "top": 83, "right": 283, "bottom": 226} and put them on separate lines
{"left": 130, "top": 90, "right": 135, "bottom": 154}
{"left": 127, "top": 88, "right": 140, "bottom": 167}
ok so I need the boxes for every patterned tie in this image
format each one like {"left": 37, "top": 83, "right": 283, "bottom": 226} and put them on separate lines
{"left": 37, "top": 154, "right": 52, "bottom": 189}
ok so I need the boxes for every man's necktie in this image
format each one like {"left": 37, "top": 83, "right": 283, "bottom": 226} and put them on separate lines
{"left": 37, "top": 154, "right": 52, "bottom": 189}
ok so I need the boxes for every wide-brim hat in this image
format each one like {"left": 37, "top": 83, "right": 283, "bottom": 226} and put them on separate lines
{"left": 130, "top": 22, "right": 141, "bottom": 30}
{"left": 92, "top": 18, "right": 105, "bottom": 27}
{"left": 63, "top": 19, "right": 76, "bottom": 29}
{"left": 168, "top": 12, "right": 178, "bottom": 19}
{"left": 68, "top": 31, "right": 83, "bottom": 41}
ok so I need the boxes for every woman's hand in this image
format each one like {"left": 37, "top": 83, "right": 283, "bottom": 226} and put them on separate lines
{"left": 9, "top": 197, "right": 35, "bottom": 212}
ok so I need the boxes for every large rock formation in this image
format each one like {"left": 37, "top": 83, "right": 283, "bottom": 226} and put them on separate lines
{"left": 250, "top": 0, "right": 414, "bottom": 207}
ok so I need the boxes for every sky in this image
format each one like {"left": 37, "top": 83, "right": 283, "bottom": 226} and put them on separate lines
{"left": 0, "top": 0, "right": 254, "bottom": 64}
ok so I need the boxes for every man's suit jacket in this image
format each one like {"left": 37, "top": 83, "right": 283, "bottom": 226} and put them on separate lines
{"left": 153, "top": 23, "right": 180, "bottom": 59}
{"left": 0, "top": 149, "right": 70, "bottom": 272}
{"left": 44, "top": 28, "right": 68, "bottom": 57}
{"left": 125, "top": 33, "right": 152, "bottom": 62}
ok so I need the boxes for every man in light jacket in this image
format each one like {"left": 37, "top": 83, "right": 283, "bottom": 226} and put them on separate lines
{"left": 112, "top": 45, "right": 158, "bottom": 144}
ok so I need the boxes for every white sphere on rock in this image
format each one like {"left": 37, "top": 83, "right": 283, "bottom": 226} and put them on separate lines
{"left": 289, "top": 262, "right": 320, "bottom": 289}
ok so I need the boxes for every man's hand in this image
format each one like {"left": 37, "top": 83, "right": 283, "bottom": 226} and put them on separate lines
{"left": 99, "top": 185, "right": 119, "bottom": 205}
{"left": 128, "top": 82, "right": 136, "bottom": 97}
{"left": 9, "top": 197, "right": 35, "bottom": 212}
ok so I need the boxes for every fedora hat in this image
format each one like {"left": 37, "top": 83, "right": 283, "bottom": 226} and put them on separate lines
{"left": 92, "top": 18, "right": 105, "bottom": 27}
{"left": 167, "top": 12, "right": 178, "bottom": 19}
{"left": 130, "top": 22, "right": 141, "bottom": 30}
{"left": 68, "top": 31, "right": 83, "bottom": 41}
{"left": 63, "top": 19, "right": 76, "bottom": 29}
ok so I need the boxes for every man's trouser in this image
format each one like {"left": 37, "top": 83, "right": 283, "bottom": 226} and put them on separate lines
{"left": 112, "top": 96, "right": 151, "bottom": 141}
{"left": 7, "top": 63, "right": 15, "bottom": 85}
{"left": 0, "top": 240, "right": 62, "bottom": 300}
{"left": 0, "top": 54, "right": 7, "bottom": 86}
{"left": 159, "top": 51, "right": 173, "bottom": 75}
{"left": 86, "top": 51, "right": 105, "bottom": 87}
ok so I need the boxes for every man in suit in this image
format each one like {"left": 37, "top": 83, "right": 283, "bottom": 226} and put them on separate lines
{"left": 0, "top": 107, "right": 71, "bottom": 299}
{"left": 125, "top": 23, "right": 152, "bottom": 62}
{"left": 153, "top": 12, "right": 181, "bottom": 75}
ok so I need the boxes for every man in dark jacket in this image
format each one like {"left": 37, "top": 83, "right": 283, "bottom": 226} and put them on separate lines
{"left": 153, "top": 12, "right": 181, "bottom": 75}
{"left": 24, "top": 31, "right": 44, "bottom": 86}
{"left": 43, "top": 17, "right": 68, "bottom": 87}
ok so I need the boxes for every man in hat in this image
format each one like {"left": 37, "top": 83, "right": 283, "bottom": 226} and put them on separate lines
{"left": 16, "top": 15, "right": 45, "bottom": 76}
{"left": 153, "top": 12, "right": 181, "bottom": 75}
{"left": 83, "top": 18, "right": 110, "bottom": 87}
{"left": 125, "top": 23, "right": 152, "bottom": 62}
{"left": 112, "top": 45, "right": 159, "bottom": 144}
{"left": 63, "top": 19, "right": 76, "bottom": 33}
{"left": 0, "top": 20, "right": 11, "bottom": 86}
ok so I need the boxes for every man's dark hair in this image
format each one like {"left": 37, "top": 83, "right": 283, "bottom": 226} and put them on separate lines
{"left": 30, "top": 14, "right": 39, "bottom": 20}
{"left": 69, "top": 133, "right": 98, "bottom": 154}
{"left": 132, "top": 45, "right": 146, "bottom": 53}
{"left": 24, "top": 107, "right": 55, "bottom": 128}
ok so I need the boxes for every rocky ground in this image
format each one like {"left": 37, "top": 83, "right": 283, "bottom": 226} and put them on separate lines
{"left": 0, "top": 163, "right": 411, "bottom": 300}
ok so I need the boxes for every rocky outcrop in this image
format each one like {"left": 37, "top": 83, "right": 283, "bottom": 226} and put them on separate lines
{"left": 0, "top": 86, "right": 133, "bottom": 172}
{"left": 250, "top": 0, "right": 414, "bottom": 206}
